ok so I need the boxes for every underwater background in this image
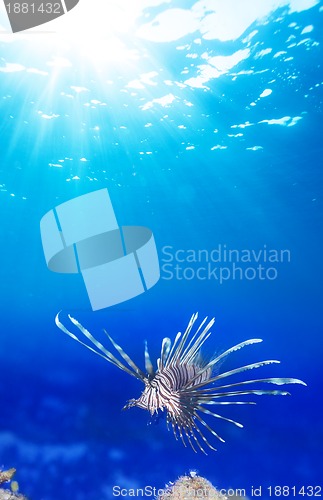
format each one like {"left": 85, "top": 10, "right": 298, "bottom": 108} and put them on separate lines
{"left": 0, "top": 0, "right": 322, "bottom": 499}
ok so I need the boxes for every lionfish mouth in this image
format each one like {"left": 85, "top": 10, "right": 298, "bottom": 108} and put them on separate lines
{"left": 122, "top": 399, "right": 141, "bottom": 411}
{"left": 55, "top": 312, "right": 306, "bottom": 454}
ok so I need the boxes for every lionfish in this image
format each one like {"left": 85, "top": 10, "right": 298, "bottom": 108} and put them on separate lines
{"left": 55, "top": 313, "right": 305, "bottom": 454}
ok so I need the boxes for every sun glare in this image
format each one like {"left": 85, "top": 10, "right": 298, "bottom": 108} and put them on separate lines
{"left": 44, "top": 0, "right": 143, "bottom": 63}
{"left": 0, "top": 0, "right": 145, "bottom": 64}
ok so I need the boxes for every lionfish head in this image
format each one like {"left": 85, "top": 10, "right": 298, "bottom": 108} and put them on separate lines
{"left": 122, "top": 381, "right": 158, "bottom": 415}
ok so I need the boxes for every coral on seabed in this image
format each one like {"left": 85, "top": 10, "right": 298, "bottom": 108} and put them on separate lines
{"left": 157, "top": 474, "right": 248, "bottom": 499}
{"left": 0, "top": 469, "right": 27, "bottom": 500}
{"left": 0, "top": 492, "right": 27, "bottom": 500}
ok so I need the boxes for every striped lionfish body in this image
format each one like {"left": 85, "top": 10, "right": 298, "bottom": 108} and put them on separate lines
{"left": 55, "top": 313, "right": 306, "bottom": 454}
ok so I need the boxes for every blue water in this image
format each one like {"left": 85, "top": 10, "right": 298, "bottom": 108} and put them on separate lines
{"left": 0, "top": 1, "right": 322, "bottom": 499}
